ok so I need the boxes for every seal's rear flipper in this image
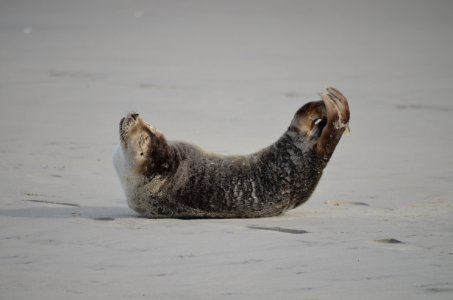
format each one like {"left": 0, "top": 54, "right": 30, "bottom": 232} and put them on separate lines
{"left": 315, "top": 87, "right": 350, "bottom": 158}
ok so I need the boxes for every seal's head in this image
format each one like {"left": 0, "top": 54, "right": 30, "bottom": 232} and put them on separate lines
{"left": 289, "top": 87, "right": 350, "bottom": 159}
{"left": 119, "top": 112, "right": 174, "bottom": 176}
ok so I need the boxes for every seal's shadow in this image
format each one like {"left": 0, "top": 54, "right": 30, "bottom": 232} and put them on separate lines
{"left": 0, "top": 205, "right": 135, "bottom": 220}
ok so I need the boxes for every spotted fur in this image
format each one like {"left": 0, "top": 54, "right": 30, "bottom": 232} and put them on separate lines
{"left": 113, "top": 87, "right": 350, "bottom": 218}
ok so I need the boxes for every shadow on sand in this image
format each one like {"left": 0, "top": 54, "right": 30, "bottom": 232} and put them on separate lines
{"left": 0, "top": 205, "right": 136, "bottom": 220}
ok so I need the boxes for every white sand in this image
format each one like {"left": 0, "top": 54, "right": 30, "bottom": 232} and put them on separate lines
{"left": 1, "top": 0, "right": 453, "bottom": 299}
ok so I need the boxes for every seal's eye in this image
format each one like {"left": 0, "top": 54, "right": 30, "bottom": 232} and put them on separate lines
{"left": 140, "top": 152, "right": 144, "bottom": 156}
{"left": 310, "top": 118, "right": 327, "bottom": 140}
{"left": 313, "top": 118, "right": 326, "bottom": 128}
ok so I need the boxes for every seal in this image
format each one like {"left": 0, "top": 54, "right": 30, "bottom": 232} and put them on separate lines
{"left": 113, "top": 87, "right": 350, "bottom": 218}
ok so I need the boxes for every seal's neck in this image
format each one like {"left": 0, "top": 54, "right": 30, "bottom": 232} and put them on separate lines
{"left": 273, "top": 131, "right": 331, "bottom": 168}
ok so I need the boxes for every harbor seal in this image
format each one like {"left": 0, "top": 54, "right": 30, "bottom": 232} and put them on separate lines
{"left": 113, "top": 87, "right": 350, "bottom": 218}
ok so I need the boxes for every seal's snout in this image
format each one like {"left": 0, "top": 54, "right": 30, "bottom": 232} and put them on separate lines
{"left": 129, "top": 112, "right": 139, "bottom": 120}
{"left": 119, "top": 112, "right": 142, "bottom": 145}
{"left": 124, "top": 112, "right": 141, "bottom": 127}
{"left": 125, "top": 112, "right": 140, "bottom": 123}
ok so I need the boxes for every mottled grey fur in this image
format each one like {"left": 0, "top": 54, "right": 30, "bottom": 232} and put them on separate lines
{"left": 114, "top": 87, "right": 350, "bottom": 218}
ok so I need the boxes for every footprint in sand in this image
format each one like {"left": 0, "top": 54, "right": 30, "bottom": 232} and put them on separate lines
{"left": 248, "top": 226, "right": 309, "bottom": 234}
{"left": 326, "top": 200, "right": 369, "bottom": 207}
{"left": 417, "top": 282, "right": 453, "bottom": 294}
{"left": 370, "top": 238, "right": 422, "bottom": 251}
{"left": 26, "top": 174, "right": 66, "bottom": 184}
{"left": 91, "top": 217, "right": 115, "bottom": 221}
{"left": 373, "top": 238, "right": 404, "bottom": 244}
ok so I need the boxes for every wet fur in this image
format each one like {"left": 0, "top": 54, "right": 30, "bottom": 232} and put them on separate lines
{"left": 114, "top": 87, "right": 350, "bottom": 218}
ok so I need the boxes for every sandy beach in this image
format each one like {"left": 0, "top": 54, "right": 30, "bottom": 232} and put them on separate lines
{"left": 1, "top": 0, "right": 453, "bottom": 299}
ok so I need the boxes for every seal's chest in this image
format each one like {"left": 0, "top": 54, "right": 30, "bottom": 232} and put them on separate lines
{"left": 113, "top": 146, "right": 143, "bottom": 198}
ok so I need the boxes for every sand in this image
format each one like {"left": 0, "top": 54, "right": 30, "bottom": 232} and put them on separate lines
{"left": 1, "top": 0, "right": 453, "bottom": 299}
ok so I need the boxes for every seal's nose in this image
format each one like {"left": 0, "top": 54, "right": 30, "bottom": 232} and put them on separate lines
{"left": 129, "top": 112, "right": 139, "bottom": 120}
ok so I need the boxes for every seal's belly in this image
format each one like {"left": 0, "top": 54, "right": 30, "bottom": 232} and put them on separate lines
{"left": 152, "top": 157, "right": 290, "bottom": 218}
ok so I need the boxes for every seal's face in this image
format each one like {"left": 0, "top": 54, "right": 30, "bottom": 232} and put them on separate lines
{"left": 118, "top": 112, "right": 173, "bottom": 176}
{"left": 119, "top": 113, "right": 156, "bottom": 170}
{"left": 289, "top": 87, "right": 350, "bottom": 158}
